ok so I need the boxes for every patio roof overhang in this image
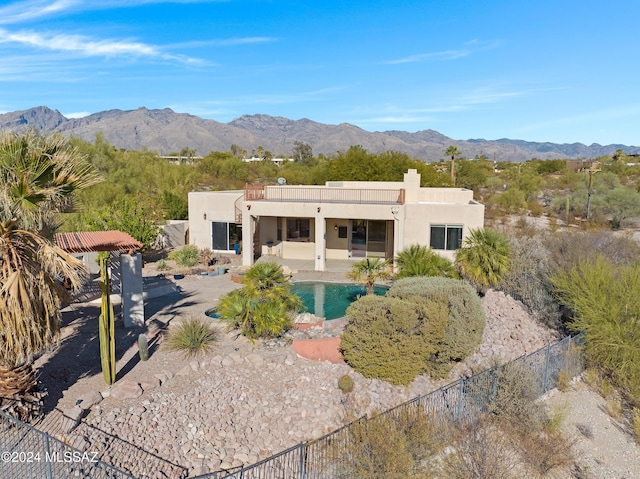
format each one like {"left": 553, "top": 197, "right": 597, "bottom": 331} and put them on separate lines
{"left": 54, "top": 230, "right": 142, "bottom": 253}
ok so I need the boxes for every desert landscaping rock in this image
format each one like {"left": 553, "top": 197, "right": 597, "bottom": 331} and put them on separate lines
{"left": 109, "top": 379, "right": 143, "bottom": 400}
{"left": 61, "top": 405, "right": 83, "bottom": 433}
{"left": 77, "top": 390, "right": 103, "bottom": 410}
{"left": 74, "top": 288, "right": 562, "bottom": 478}
{"left": 35, "top": 267, "right": 640, "bottom": 479}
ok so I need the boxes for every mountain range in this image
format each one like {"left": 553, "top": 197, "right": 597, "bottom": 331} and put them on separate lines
{"left": 1, "top": 106, "right": 637, "bottom": 162}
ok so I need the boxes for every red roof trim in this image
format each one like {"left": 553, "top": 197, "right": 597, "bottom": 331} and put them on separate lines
{"left": 54, "top": 231, "right": 143, "bottom": 253}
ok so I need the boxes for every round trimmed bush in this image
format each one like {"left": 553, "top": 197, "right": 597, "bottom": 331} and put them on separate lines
{"left": 387, "top": 277, "right": 485, "bottom": 377}
{"left": 340, "top": 295, "right": 448, "bottom": 385}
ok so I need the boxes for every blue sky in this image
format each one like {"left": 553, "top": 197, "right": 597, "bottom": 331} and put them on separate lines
{"left": 1, "top": 0, "right": 639, "bottom": 146}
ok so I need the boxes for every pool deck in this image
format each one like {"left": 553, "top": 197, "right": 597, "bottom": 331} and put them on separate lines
{"left": 255, "top": 255, "right": 361, "bottom": 281}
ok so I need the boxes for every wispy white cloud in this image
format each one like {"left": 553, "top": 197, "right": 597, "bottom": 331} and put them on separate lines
{"left": 0, "top": 0, "right": 226, "bottom": 25}
{"left": 384, "top": 39, "right": 502, "bottom": 65}
{"left": 384, "top": 49, "right": 469, "bottom": 64}
{"left": 349, "top": 86, "right": 534, "bottom": 127}
{"left": 169, "top": 37, "right": 278, "bottom": 49}
{"left": 0, "top": 27, "right": 204, "bottom": 63}
{"left": 170, "top": 86, "right": 353, "bottom": 117}
{"left": 0, "top": 0, "right": 80, "bottom": 25}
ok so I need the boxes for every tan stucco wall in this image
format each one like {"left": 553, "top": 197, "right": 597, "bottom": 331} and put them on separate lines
{"left": 188, "top": 170, "right": 485, "bottom": 269}
{"left": 188, "top": 190, "right": 242, "bottom": 251}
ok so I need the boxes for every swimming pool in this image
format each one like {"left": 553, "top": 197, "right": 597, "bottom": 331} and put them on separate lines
{"left": 291, "top": 281, "right": 387, "bottom": 320}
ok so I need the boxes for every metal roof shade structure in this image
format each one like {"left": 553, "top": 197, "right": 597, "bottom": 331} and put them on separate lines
{"left": 54, "top": 231, "right": 145, "bottom": 328}
{"left": 54, "top": 230, "right": 142, "bottom": 253}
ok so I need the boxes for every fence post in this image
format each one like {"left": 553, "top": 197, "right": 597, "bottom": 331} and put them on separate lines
{"left": 299, "top": 443, "right": 306, "bottom": 478}
{"left": 543, "top": 343, "right": 551, "bottom": 392}
{"left": 44, "top": 433, "right": 53, "bottom": 479}
{"left": 491, "top": 367, "right": 498, "bottom": 401}
{"left": 456, "top": 379, "right": 464, "bottom": 423}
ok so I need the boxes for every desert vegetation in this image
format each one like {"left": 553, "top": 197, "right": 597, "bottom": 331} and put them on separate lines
{"left": 334, "top": 362, "right": 577, "bottom": 479}
{"left": 54, "top": 133, "right": 640, "bottom": 253}
{"left": 0, "top": 130, "right": 100, "bottom": 420}
{"left": 165, "top": 317, "right": 219, "bottom": 357}
{"left": 341, "top": 277, "right": 485, "bottom": 384}
{"left": 216, "top": 261, "right": 302, "bottom": 340}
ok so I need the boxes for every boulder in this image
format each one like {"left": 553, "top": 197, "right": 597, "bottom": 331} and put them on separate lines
{"left": 61, "top": 405, "right": 84, "bottom": 433}
{"left": 110, "top": 380, "right": 143, "bottom": 400}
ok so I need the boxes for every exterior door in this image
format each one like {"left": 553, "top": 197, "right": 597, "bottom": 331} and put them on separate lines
{"left": 350, "top": 220, "right": 367, "bottom": 257}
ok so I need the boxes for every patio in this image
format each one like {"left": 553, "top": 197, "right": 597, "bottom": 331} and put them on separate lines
{"left": 254, "top": 254, "right": 361, "bottom": 276}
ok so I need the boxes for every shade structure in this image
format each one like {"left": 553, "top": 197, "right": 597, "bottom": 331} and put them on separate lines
{"left": 54, "top": 230, "right": 142, "bottom": 253}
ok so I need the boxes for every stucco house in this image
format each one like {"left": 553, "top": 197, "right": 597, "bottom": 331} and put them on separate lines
{"left": 188, "top": 169, "right": 484, "bottom": 271}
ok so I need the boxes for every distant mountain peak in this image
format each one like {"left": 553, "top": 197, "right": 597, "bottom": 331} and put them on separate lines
{"left": 0, "top": 106, "right": 638, "bottom": 161}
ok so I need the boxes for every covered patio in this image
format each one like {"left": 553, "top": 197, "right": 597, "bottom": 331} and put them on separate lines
{"left": 255, "top": 255, "right": 363, "bottom": 274}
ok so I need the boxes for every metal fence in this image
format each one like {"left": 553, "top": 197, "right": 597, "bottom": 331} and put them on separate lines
{"left": 193, "top": 334, "right": 583, "bottom": 479}
{"left": 2, "top": 335, "right": 582, "bottom": 479}
{"left": 0, "top": 410, "right": 135, "bottom": 479}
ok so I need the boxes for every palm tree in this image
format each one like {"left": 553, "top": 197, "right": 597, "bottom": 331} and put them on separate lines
{"left": 454, "top": 228, "right": 511, "bottom": 295}
{"left": 445, "top": 145, "right": 462, "bottom": 185}
{"left": 217, "top": 261, "right": 302, "bottom": 339}
{"left": 394, "top": 244, "right": 459, "bottom": 279}
{"left": 0, "top": 130, "right": 100, "bottom": 420}
{"left": 348, "top": 257, "right": 392, "bottom": 295}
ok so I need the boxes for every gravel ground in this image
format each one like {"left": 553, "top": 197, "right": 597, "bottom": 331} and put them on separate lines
{"left": 32, "top": 260, "right": 640, "bottom": 478}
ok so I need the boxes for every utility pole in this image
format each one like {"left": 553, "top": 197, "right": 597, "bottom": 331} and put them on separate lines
{"left": 586, "top": 165, "right": 601, "bottom": 220}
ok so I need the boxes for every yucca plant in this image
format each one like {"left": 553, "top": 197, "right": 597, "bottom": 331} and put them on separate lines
{"left": 168, "top": 245, "right": 200, "bottom": 267}
{"left": 0, "top": 130, "right": 100, "bottom": 420}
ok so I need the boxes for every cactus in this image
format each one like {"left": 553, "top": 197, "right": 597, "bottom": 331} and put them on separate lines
{"left": 138, "top": 334, "right": 149, "bottom": 361}
{"left": 338, "top": 374, "right": 354, "bottom": 394}
{"left": 99, "top": 256, "right": 116, "bottom": 385}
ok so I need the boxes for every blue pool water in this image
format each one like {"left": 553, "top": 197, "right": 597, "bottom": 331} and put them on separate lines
{"left": 291, "top": 282, "right": 387, "bottom": 320}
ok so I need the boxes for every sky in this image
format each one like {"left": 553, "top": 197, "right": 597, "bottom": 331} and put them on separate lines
{"left": 0, "top": 0, "right": 639, "bottom": 146}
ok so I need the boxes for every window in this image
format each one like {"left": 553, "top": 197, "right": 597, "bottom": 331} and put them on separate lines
{"left": 430, "top": 224, "right": 463, "bottom": 250}
{"left": 211, "top": 222, "right": 241, "bottom": 251}
{"left": 286, "top": 218, "right": 310, "bottom": 241}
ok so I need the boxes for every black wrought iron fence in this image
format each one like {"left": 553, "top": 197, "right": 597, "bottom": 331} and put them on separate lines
{"left": 0, "top": 411, "right": 135, "bottom": 479}
{"left": 4, "top": 334, "right": 582, "bottom": 479}
{"left": 193, "top": 333, "right": 583, "bottom": 479}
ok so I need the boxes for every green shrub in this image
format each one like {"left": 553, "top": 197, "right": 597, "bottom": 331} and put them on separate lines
{"left": 552, "top": 256, "right": 640, "bottom": 398}
{"left": 333, "top": 407, "right": 443, "bottom": 479}
{"left": 156, "top": 259, "right": 168, "bottom": 271}
{"left": 168, "top": 245, "right": 200, "bottom": 267}
{"left": 217, "top": 262, "right": 302, "bottom": 339}
{"left": 394, "top": 244, "right": 459, "bottom": 279}
{"left": 341, "top": 295, "right": 448, "bottom": 385}
{"left": 486, "top": 361, "right": 545, "bottom": 430}
{"left": 166, "top": 317, "right": 218, "bottom": 356}
{"left": 387, "top": 277, "right": 485, "bottom": 377}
